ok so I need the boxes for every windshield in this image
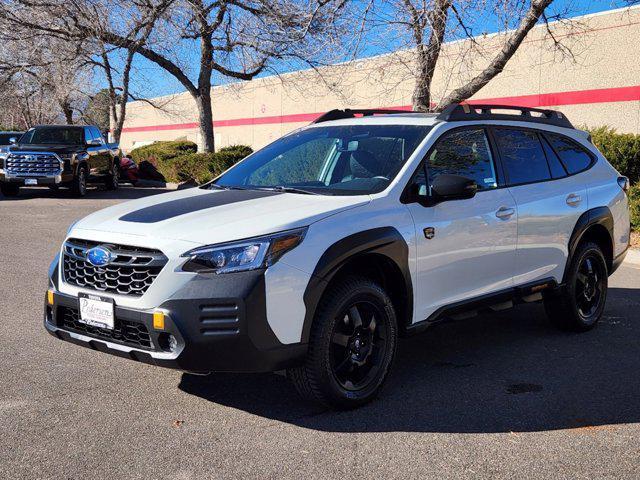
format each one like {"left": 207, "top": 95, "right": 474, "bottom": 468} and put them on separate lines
{"left": 214, "top": 125, "right": 431, "bottom": 195}
{"left": 19, "top": 127, "right": 84, "bottom": 145}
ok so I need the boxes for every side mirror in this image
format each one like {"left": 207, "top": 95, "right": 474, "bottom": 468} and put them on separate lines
{"left": 9, "top": 137, "right": 17, "bottom": 145}
{"left": 431, "top": 174, "right": 478, "bottom": 202}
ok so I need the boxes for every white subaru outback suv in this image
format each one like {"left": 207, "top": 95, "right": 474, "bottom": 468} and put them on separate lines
{"left": 45, "top": 104, "right": 631, "bottom": 409}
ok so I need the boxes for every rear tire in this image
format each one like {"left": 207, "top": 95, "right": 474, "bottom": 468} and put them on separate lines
{"left": 544, "top": 241, "right": 608, "bottom": 332}
{"left": 0, "top": 183, "right": 19, "bottom": 197}
{"left": 72, "top": 165, "right": 88, "bottom": 197}
{"left": 288, "top": 276, "right": 397, "bottom": 409}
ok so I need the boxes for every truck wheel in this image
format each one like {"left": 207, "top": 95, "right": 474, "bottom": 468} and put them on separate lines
{"left": 544, "top": 241, "right": 608, "bottom": 332}
{"left": 288, "top": 276, "right": 397, "bottom": 409}
{"left": 72, "top": 165, "right": 88, "bottom": 197}
{"left": 105, "top": 162, "right": 119, "bottom": 190}
{"left": 0, "top": 183, "right": 19, "bottom": 197}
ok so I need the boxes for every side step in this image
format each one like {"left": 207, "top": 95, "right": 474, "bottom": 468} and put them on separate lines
{"left": 405, "top": 278, "right": 557, "bottom": 335}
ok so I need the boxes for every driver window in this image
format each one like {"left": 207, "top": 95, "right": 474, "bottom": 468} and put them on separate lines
{"left": 247, "top": 137, "right": 337, "bottom": 186}
{"left": 427, "top": 129, "right": 497, "bottom": 192}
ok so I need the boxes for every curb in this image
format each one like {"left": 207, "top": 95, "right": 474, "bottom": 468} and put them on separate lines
{"left": 624, "top": 248, "right": 640, "bottom": 266}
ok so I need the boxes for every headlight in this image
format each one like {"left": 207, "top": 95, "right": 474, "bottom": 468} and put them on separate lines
{"left": 181, "top": 227, "right": 307, "bottom": 274}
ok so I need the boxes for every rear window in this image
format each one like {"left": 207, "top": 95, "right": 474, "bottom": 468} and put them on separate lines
{"left": 493, "top": 128, "right": 550, "bottom": 185}
{"left": 545, "top": 133, "right": 593, "bottom": 174}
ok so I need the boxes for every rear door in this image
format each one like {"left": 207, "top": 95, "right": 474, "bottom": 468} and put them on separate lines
{"left": 406, "top": 127, "right": 518, "bottom": 321}
{"left": 492, "top": 127, "right": 589, "bottom": 285}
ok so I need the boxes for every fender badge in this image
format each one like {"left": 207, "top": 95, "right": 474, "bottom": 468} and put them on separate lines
{"left": 423, "top": 227, "right": 435, "bottom": 240}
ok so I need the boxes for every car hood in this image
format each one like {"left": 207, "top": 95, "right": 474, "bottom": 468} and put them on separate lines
{"left": 10, "top": 144, "right": 85, "bottom": 154}
{"left": 71, "top": 187, "right": 370, "bottom": 246}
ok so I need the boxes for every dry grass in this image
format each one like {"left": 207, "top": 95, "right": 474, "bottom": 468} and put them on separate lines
{"left": 631, "top": 231, "right": 639, "bottom": 249}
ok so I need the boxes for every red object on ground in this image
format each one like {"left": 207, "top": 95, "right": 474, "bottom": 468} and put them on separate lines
{"left": 119, "top": 156, "right": 139, "bottom": 185}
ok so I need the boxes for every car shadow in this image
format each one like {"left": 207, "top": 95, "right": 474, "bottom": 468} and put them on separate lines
{"left": 179, "top": 286, "right": 640, "bottom": 433}
{"left": 0, "top": 185, "right": 173, "bottom": 201}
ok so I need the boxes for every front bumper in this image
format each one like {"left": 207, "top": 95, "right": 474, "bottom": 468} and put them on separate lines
{"left": 1, "top": 171, "right": 73, "bottom": 185}
{"left": 44, "top": 270, "right": 307, "bottom": 373}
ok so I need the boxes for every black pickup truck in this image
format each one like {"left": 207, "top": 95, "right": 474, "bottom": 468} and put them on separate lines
{"left": 0, "top": 125, "right": 121, "bottom": 197}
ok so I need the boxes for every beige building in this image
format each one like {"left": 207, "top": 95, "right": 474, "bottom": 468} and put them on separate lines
{"left": 119, "top": 6, "right": 640, "bottom": 153}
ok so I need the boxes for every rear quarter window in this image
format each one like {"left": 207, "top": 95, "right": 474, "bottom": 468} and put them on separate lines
{"left": 545, "top": 132, "right": 593, "bottom": 174}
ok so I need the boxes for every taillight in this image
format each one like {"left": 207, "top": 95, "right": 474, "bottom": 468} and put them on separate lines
{"left": 617, "top": 176, "right": 630, "bottom": 193}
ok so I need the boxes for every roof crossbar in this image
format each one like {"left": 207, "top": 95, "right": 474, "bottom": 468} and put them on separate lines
{"left": 312, "top": 108, "right": 410, "bottom": 124}
{"left": 436, "top": 103, "right": 574, "bottom": 129}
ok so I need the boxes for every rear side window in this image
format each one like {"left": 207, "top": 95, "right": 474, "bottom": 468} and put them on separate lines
{"left": 545, "top": 133, "right": 593, "bottom": 174}
{"left": 540, "top": 135, "right": 567, "bottom": 179}
{"left": 493, "top": 128, "right": 550, "bottom": 185}
{"left": 427, "top": 128, "right": 498, "bottom": 191}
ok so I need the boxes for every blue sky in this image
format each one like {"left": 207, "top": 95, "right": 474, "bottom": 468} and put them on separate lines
{"left": 124, "top": 0, "right": 632, "bottom": 99}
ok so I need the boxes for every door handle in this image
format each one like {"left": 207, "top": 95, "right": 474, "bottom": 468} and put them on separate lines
{"left": 495, "top": 206, "right": 515, "bottom": 219}
{"left": 566, "top": 193, "right": 582, "bottom": 207}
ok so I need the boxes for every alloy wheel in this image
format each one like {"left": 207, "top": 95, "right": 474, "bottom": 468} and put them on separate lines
{"left": 575, "top": 253, "right": 606, "bottom": 319}
{"left": 330, "top": 300, "right": 389, "bottom": 391}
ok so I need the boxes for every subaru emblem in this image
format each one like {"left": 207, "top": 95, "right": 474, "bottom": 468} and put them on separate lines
{"left": 86, "top": 246, "right": 114, "bottom": 266}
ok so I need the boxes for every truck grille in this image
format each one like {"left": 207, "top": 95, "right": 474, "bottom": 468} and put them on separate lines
{"left": 5, "top": 152, "right": 63, "bottom": 176}
{"left": 58, "top": 306, "right": 153, "bottom": 350}
{"left": 62, "top": 238, "right": 168, "bottom": 296}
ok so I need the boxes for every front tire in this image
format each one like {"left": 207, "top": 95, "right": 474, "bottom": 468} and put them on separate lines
{"left": 544, "top": 241, "right": 608, "bottom": 332}
{"left": 288, "top": 276, "right": 398, "bottom": 409}
{"left": 105, "top": 161, "right": 119, "bottom": 190}
{"left": 72, "top": 165, "right": 88, "bottom": 197}
{"left": 0, "top": 183, "right": 19, "bottom": 197}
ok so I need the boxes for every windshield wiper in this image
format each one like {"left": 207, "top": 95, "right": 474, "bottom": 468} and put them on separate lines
{"left": 258, "top": 186, "right": 321, "bottom": 195}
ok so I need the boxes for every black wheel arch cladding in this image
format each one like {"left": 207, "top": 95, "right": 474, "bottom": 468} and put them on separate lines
{"left": 301, "top": 226, "right": 413, "bottom": 344}
{"left": 566, "top": 206, "right": 614, "bottom": 279}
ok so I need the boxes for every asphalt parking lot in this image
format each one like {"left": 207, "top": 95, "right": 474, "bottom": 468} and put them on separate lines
{"left": 1, "top": 186, "right": 640, "bottom": 479}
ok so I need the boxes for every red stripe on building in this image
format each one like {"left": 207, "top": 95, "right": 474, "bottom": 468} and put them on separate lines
{"left": 121, "top": 85, "right": 640, "bottom": 133}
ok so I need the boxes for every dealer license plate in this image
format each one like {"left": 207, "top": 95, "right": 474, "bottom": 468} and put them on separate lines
{"left": 79, "top": 293, "right": 115, "bottom": 330}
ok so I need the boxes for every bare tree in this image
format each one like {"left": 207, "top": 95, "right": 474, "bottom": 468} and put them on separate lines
{"left": 0, "top": 0, "right": 347, "bottom": 151}
{"left": 0, "top": 31, "right": 93, "bottom": 127}
{"left": 88, "top": 43, "right": 137, "bottom": 142}
{"left": 350, "top": 0, "right": 559, "bottom": 112}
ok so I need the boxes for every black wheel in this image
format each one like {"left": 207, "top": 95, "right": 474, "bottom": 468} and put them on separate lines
{"left": 0, "top": 183, "right": 19, "bottom": 197}
{"left": 544, "top": 241, "right": 608, "bottom": 331}
{"left": 288, "top": 276, "right": 397, "bottom": 409}
{"left": 72, "top": 165, "right": 88, "bottom": 197}
{"left": 106, "top": 161, "right": 119, "bottom": 190}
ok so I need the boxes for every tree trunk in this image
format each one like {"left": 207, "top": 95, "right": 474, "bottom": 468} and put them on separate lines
{"left": 112, "top": 49, "right": 135, "bottom": 144}
{"left": 61, "top": 100, "right": 73, "bottom": 124}
{"left": 412, "top": 47, "right": 432, "bottom": 112}
{"left": 410, "top": 0, "right": 451, "bottom": 112}
{"left": 195, "top": 92, "right": 214, "bottom": 153}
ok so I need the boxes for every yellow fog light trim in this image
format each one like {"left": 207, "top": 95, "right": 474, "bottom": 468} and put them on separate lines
{"left": 153, "top": 311, "right": 165, "bottom": 330}
{"left": 47, "top": 289, "right": 54, "bottom": 306}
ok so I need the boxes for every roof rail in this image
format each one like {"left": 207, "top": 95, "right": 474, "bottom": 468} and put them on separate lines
{"left": 312, "top": 108, "right": 409, "bottom": 124}
{"left": 436, "top": 104, "right": 574, "bottom": 129}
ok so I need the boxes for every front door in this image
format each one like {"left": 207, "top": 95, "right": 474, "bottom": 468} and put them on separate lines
{"left": 405, "top": 127, "right": 518, "bottom": 322}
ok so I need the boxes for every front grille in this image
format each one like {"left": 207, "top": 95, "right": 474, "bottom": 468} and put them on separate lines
{"left": 5, "top": 152, "right": 62, "bottom": 176}
{"left": 58, "top": 306, "right": 153, "bottom": 350}
{"left": 62, "top": 238, "right": 168, "bottom": 296}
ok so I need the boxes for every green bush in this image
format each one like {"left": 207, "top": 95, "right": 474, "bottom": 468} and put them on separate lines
{"left": 629, "top": 183, "right": 640, "bottom": 231}
{"left": 219, "top": 144, "right": 253, "bottom": 157}
{"left": 130, "top": 140, "right": 252, "bottom": 184}
{"left": 129, "top": 140, "right": 198, "bottom": 164}
{"left": 589, "top": 127, "right": 640, "bottom": 183}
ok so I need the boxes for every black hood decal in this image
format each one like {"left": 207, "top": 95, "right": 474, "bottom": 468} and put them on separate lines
{"left": 119, "top": 189, "right": 281, "bottom": 223}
